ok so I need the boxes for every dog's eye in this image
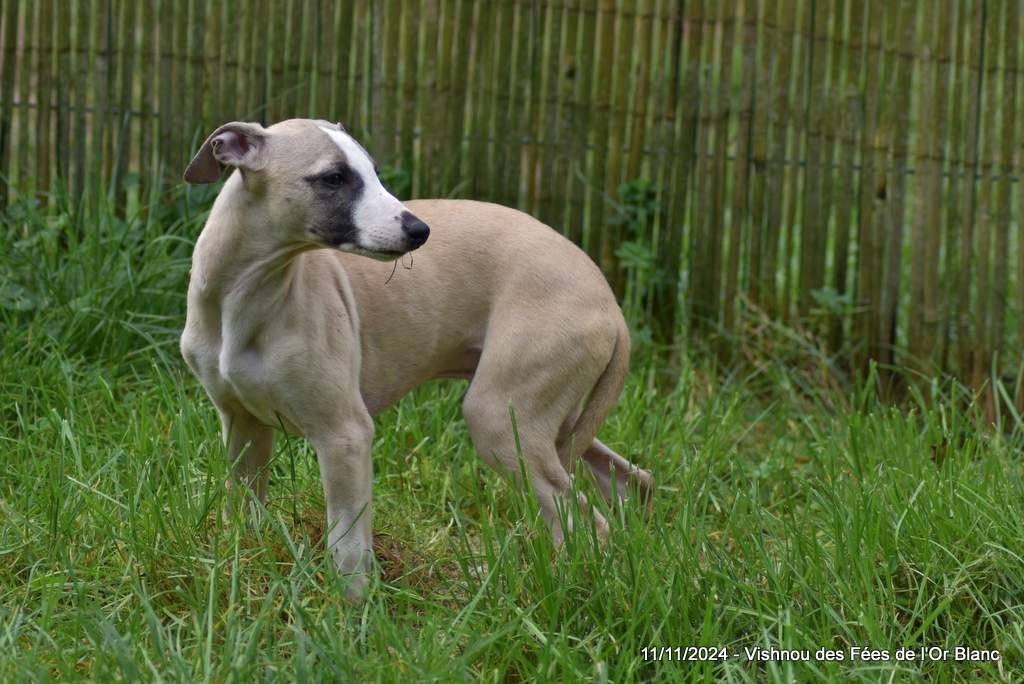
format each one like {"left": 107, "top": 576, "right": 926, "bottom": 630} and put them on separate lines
{"left": 322, "top": 172, "right": 345, "bottom": 186}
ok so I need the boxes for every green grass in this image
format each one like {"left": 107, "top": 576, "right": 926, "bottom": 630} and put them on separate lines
{"left": 2, "top": 190, "right": 1023, "bottom": 682}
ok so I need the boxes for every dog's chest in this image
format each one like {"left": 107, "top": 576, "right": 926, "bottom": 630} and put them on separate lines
{"left": 183, "top": 324, "right": 296, "bottom": 431}
{"left": 221, "top": 350, "right": 290, "bottom": 427}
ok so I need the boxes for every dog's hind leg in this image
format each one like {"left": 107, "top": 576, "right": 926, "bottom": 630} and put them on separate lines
{"left": 464, "top": 400, "right": 609, "bottom": 544}
{"left": 462, "top": 361, "right": 610, "bottom": 545}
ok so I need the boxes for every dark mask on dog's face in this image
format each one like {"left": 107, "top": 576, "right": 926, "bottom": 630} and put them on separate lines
{"left": 303, "top": 125, "right": 428, "bottom": 260}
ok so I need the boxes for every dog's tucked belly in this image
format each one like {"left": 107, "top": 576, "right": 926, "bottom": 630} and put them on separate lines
{"left": 359, "top": 345, "right": 481, "bottom": 415}
{"left": 432, "top": 346, "right": 481, "bottom": 379}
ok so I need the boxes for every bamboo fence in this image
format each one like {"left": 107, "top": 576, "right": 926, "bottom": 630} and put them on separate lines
{"left": 2, "top": 0, "right": 1024, "bottom": 399}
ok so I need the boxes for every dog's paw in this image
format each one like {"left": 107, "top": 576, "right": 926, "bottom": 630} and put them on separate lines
{"left": 340, "top": 571, "right": 370, "bottom": 605}
{"left": 330, "top": 541, "right": 374, "bottom": 603}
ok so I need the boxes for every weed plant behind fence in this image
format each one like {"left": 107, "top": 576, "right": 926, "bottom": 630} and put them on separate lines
{"left": 2, "top": 0, "right": 1023, "bottom": 406}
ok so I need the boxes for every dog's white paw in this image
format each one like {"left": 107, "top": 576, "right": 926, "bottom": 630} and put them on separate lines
{"left": 340, "top": 571, "right": 370, "bottom": 604}
{"left": 330, "top": 540, "right": 374, "bottom": 604}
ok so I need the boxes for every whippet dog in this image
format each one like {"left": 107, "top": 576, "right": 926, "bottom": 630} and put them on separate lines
{"left": 180, "top": 119, "right": 653, "bottom": 601}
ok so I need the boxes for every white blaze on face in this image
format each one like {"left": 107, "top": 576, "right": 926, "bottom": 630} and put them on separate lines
{"left": 319, "top": 125, "right": 407, "bottom": 253}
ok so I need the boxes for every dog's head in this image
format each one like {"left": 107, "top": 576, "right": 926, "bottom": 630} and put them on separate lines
{"left": 184, "top": 119, "right": 428, "bottom": 259}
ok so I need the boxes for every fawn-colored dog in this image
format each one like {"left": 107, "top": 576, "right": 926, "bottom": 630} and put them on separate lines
{"left": 180, "top": 119, "right": 652, "bottom": 601}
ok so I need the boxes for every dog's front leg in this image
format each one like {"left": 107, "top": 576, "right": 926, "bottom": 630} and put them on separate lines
{"left": 310, "top": 412, "right": 376, "bottom": 604}
{"left": 220, "top": 407, "right": 274, "bottom": 503}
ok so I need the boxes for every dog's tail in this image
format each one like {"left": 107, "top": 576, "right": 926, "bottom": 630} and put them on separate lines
{"left": 568, "top": 318, "right": 631, "bottom": 466}
{"left": 568, "top": 318, "right": 655, "bottom": 506}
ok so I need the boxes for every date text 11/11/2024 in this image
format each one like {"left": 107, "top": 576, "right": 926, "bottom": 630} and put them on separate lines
{"left": 640, "top": 646, "right": 1002, "bottom": 663}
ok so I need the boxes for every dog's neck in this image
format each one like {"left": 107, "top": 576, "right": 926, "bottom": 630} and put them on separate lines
{"left": 191, "top": 173, "right": 307, "bottom": 309}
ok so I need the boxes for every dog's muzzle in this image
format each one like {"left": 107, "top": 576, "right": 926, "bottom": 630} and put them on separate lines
{"left": 400, "top": 211, "right": 430, "bottom": 249}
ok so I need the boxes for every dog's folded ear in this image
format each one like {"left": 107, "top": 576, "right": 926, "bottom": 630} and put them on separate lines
{"left": 184, "top": 121, "right": 268, "bottom": 184}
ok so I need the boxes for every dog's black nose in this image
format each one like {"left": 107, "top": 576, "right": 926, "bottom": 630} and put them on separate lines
{"left": 401, "top": 211, "right": 430, "bottom": 248}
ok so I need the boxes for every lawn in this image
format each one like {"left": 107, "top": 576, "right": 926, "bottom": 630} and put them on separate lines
{"left": 1, "top": 191, "right": 1022, "bottom": 682}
